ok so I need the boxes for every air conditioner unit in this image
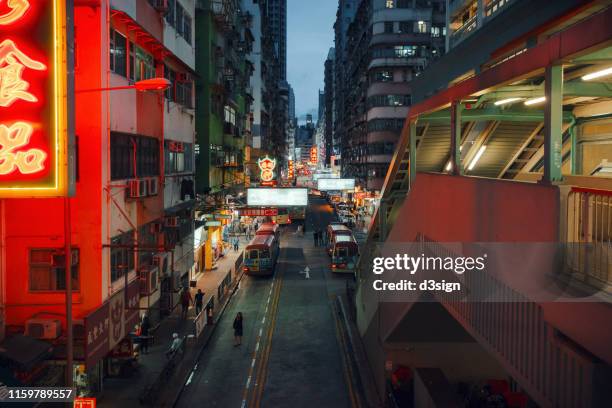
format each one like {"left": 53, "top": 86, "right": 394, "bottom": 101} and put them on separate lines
{"left": 139, "top": 265, "right": 159, "bottom": 296}
{"left": 26, "top": 318, "right": 62, "bottom": 340}
{"left": 165, "top": 216, "right": 179, "bottom": 228}
{"left": 127, "top": 179, "right": 148, "bottom": 199}
{"left": 153, "top": 0, "right": 169, "bottom": 13}
{"left": 148, "top": 177, "right": 159, "bottom": 196}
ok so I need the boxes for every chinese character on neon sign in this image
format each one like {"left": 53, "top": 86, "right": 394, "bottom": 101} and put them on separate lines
{"left": 258, "top": 156, "right": 276, "bottom": 182}
{"left": 0, "top": 0, "right": 69, "bottom": 197}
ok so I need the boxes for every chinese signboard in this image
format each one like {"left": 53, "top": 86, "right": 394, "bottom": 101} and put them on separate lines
{"left": 84, "top": 279, "right": 140, "bottom": 367}
{"left": 0, "top": 0, "right": 70, "bottom": 197}
{"left": 258, "top": 155, "right": 276, "bottom": 183}
{"left": 287, "top": 160, "right": 294, "bottom": 179}
{"left": 238, "top": 207, "right": 279, "bottom": 217}
{"left": 310, "top": 147, "right": 317, "bottom": 164}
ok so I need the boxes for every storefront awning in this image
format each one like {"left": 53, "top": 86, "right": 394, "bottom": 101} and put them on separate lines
{"left": 0, "top": 335, "right": 53, "bottom": 371}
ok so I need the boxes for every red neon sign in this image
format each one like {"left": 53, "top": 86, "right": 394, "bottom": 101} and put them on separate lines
{"left": 0, "top": 0, "right": 69, "bottom": 197}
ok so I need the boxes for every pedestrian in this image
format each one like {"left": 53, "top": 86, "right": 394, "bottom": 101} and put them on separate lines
{"left": 194, "top": 289, "right": 204, "bottom": 316}
{"left": 165, "top": 332, "right": 182, "bottom": 359}
{"left": 233, "top": 312, "right": 243, "bottom": 346}
{"left": 140, "top": 313, "right": 150, "bottom": 354}
{"left": 180, "top": 287, "right": 192, "bottom": 319}
{"left": 234, "top": 236, "right": 240, "bottom": 252}
{"left": 313, "top": 230, "right": 318, "bottom": 247}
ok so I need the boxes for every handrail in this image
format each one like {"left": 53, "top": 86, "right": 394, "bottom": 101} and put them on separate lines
{"left": 570, "top": 186, "right": 612, "bottom": 197}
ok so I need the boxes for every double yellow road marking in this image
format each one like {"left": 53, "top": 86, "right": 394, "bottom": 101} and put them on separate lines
{"left": 241, "top": 260, "right": 285, "bottom": 408}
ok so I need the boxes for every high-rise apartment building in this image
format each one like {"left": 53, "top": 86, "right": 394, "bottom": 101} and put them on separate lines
{"left": 335, "top": 0, "right": 446, "bottom": 191}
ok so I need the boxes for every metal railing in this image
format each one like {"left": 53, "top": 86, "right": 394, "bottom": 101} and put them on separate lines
{"left": 565, "top": 187, "right": 612, "bottom": 291}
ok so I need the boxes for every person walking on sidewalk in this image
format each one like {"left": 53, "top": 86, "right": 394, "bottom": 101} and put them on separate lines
{"left": 233, "top": 236, "right": 240, "bottom": 252}
{"left": 180, "top": 287, "right": 193, "bottom": 319}
{"left": 165, "top": 333, "right": 181, "bottom": 359}
{"left": 194, "top": 289, "right": 204, "bottom": 316}
{"left": 233, "top": 312, "right": 244, "bottom": 346}
{"left": 140, "top": 313, "right": 151, "bottom": 354}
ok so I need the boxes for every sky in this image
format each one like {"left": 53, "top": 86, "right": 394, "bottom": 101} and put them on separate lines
{"left": 287, "top": 0, "right": 337, "bottom": 123}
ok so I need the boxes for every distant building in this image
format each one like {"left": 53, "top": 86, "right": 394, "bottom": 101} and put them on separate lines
{"left": 324, "top": 48, "right": 335, "bottom": 165}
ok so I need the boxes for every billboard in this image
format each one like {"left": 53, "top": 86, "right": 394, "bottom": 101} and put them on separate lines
{"left": 0, "top": 0, "right": 70, "bottom": 197}
{"left": 317, "top": 178, "right": 355, "bottom": 191}
{"left": 313, "top": 172, "right": 340, "bottom": 181}
{"left": 247, "top": 188, "right": 308, "bottom": 207}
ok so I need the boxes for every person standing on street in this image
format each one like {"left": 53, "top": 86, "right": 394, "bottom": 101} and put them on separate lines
{"left": 313, "top": 230, "right": 318, "bottom": 247}
{"left": 180, "top": 287, "right": 193, "bottom": 319}
{"left": 140, "top": 313, "right": 151, "bottom": 354}
{"left": 194, "top": 289, "right": 204, "bottom": 316}
{"left": 233, "top": 312, "right": 244, "bottom": 346}
{"left": 233, "top": 236, "right": 240, "bottom": 252}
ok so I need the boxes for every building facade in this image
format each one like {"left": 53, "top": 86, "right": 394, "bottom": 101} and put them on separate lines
{"left": 324, "top": 48, "right": 335, "bottom": 165}
{"left": 194, "top": 0, "right": 253, "bottom": 197}
{"left": 0, "top": 0, "right": 196, "bottom": 392}
{"left": 336, "top": 0, "right": 446, "bottom": 191}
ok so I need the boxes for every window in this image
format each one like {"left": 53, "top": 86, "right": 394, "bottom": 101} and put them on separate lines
{"left": 138, "top": 223, "right": 158, "bottom": 267}
{"left": 110, "top": 29, "right": 127, "bottom": 77}
{"left": 182, "top": 11, "right": 192, "bottom": 44}
{"left": 29, "top": 248, "right": 80, "bottom": 291}
{"left": 134, "top": 46, "right": 155, "bottom": 82}
{"left": 111, "top": 231, "right": 135, "bottom": 282}
{"left": 415, "top": 20, "right": 427, "bottom": 33}
{"left": 384, "top": 22, "right": 394, "bottom": 34}
{"left": 431, "top": 26, "right": 441, "bottom": 37}
{"left": 165, "top": 67, "right": 175, "bottom": 101}
{"left": 176, "top": 3, "right": 184, "bottom": 36}
{"left": 371, "top": 70, "right": 393, "bottom": 82}
{"left": 129, "top": 42, "right": 136, "bottom": 81}
{"left": 166, "top": 0, "right": 176, "bottom": 26}
{"left": 399, "top": 21, "right": 412, "bottom": 34}
{"left": 367, "top": 119, "right": 404, "bottom": 132}
{"left": 165, "top": 141, "right": 194, "bottom": 174}
{"left": 224, "top": 105, "right": 236, "bottom": 125}
{"left": 394, "top": 45, "right": 417, "bottom": 57}
{"left": 248, "top": 250, "right": 258, "bottom": 259}
{"left": 176, "top": 78, "right": 193, "bottom": 108}
{"left": 111, "top": 132, "right": 160, "bottom": 180}
{"left": 367, "top": 94, "right": 412, "bottom": 108}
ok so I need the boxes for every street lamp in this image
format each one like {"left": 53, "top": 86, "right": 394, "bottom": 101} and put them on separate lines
{"left": 64, "top": 76, "right": 170, "bottom": 388}
{"left": 75, "top": 77, "right": 172, "bottom": 93}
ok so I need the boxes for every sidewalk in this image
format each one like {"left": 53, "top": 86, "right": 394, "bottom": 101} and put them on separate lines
{"left": 97, "top": 235, "right": 250, "bottom": 408}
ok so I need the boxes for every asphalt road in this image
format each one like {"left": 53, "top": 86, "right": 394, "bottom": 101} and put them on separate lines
{"left": 176, "top": 197, "right": 356, "bottom": 408}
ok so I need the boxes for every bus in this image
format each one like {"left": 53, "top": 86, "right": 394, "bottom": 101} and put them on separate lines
{"left": 243, "top": 234, "right": 280, "bottom": 276}
{"left": 256, "top": 223, "right": 281, "bottom": 241}
{"left": 272, "top": 208, "right": 291, "bottom": 225}
{"left": 288, "top": 206, "right": 306, "bottom": 224}
{"left": 326, "top": 224, "right": 352, "bottom": 254}
{"left": 330, "top": 234, "right": 359, "bottom": 273}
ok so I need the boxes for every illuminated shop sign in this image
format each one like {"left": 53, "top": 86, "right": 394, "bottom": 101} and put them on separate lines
{"left": 0, "top": 0, "right": 69, "bottom": 197}
{"left": 258, "top": 155, "right": 276, "bottom": 182}
{"left": 310, "top": 147, "right": 317, "bottom": 164}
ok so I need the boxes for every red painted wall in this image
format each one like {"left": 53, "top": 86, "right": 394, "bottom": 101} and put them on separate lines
{"left": 4, "top": 5, "right": 106, "bottom": 326}
{"left": 387, "top": 173, "right": 559, "bottom": 243}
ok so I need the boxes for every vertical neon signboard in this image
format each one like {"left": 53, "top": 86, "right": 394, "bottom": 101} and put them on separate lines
{"left": 0, "top": 0, "right": 69, "bottom": 197}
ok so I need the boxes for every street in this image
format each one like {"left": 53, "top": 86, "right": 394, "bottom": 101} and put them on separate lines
{"left": 176, "top": 197, "right": 356, "bottom": 408}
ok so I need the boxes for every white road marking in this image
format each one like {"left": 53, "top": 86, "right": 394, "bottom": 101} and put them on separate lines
{"left": 262, "top": 316, "right": 266, "bottom": 324}
{"left": 251, "top": 358, "right": 256, "bottom": 368}
{"left": 259, "top": 328, "right": 263, "bottom": 337}
{"left": 246, "top": 376, "right": 252, "bottom": 388}
{"left": 255, "top": 341, "right": 260, "bottom": 352}
{"left": 241, "top": 400, "right": 246, "bottom": 408}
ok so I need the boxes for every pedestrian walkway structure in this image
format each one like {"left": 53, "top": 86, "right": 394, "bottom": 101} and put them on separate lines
{"left": 356, "top": 1, "right": 612, "bottom": 407}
